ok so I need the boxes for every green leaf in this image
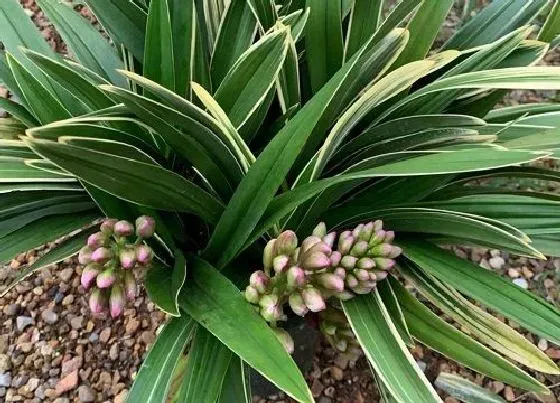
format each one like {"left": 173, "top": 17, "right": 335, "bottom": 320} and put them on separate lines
{"left": 390, "top": 277, "right": 548, "bottom": 392}
{"left": 85, "top": 0, "right": 147, "bottom": 63}
{"left": 485, "top": 103, "right": 560, "bottom": 123}
{"left": 0, "top": 211, "right": 99, "bottom": 264}
{"left": 144, "top": 0, "right": 175, "bottom": 91}
{"left": 178, "top": 257, "right": 313, "bottom": 403}
{"left": 22, "top": 50, "right": 115, "bottom": 111}
{"left": 35, "top": 0, "right": 126, "bottom": 87}
{"left": 218, "top": 356, "right": 251, "bottom": 403}
{"left": 211, "top": 0, "right": 257, "bottom": 88}
{"left": 0, "top": 97, "right": 39, "bottom": 128}
{"left": 397, "top": 260, "right": 559, "bottom": 376}
{"left": 168, "top": 0, "right": 196, "bottom": 98}
{"left": 392, "top": 0, "right": 454, "bottom": 68}
{"left": 176, "top": 327, "right": 233, "bottom": 402}
{"left": 26, "top": 140, "right": 224, "bottom": 224}
{"left": 0, "top": 227, "right": 94, "bottom": 297}
{"left": 342, "top": 291, "right": 441, "bottom": 403}
{"left": 127, "top": 315, "right": 196, "bottom": 403}
{"left": 345, "top": 0, "right": 383, "bottom": 59}
{"left": 6, "top": 53, "right": 71, "bottom": 125}
{"left": 145, "top": 260, "right": 181, "bottom": 316}
{"left": 304, "top": 0, "right": 344, "bottom": 93}
{"left": 377, "top": 280, "right": 413, "bottom": 347}
{"left": 247, "top": 0, "right": 278, "bottom": 31}
{"left": 435, "top": 372, "right": 506, "bottom": 403}
{"left": 214, "top": 27, "right": 290, "bottom": 130}
{"left": 444, "top": 0, "right": 548, "bottom": 50}
{"left": 0, "top": 158, "right": 76, "bottom": 183}
{"left": 401, "top": 239, "right": 560, "bottom": 345}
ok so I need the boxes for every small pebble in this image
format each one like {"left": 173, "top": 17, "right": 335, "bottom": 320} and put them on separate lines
{"left": 16, "top": 316, "right": 33, "bottom": 332}
{"left": 489, "top": 256, "right": 505, "bottom": 270}
{"left": 512, "top": 278, "right": 528, "bottom": 289}
{"left": 41, "top": 309, "right": 58, "bottom": 324}
{"left": 77, "top": 385, "right": 96, "bottom": 402}
{"left": 538, "top": 338, "right": 549, "bottom": 351}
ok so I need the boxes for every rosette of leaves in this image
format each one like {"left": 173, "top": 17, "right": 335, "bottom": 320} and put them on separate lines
{"left": 1, "top": 0, "right": 560, "bottom": 401}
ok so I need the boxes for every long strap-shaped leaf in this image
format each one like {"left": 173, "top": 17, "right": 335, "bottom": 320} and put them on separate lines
{"left": 218, "top": 356, "right": 251, "bottom": 403}
{"left": 168, "top": 0, "right": 196, "bottom": 98}
{"left": 539, "top": 0, "right": 560, "bottom": 42}
{"left": 401, "top": 239, "right": 560, "bottom": 345}
{"left": 247, "top": 0, "right": 278, "bottom": 31}
{"left": 345, "top": 0, "right": 383, "bottom": 59}
{"left": 342, "top": 291, "right": 441, "bottom": 403}
{"left": 435, "top": 372, "right": 506, "bottom": 403}
{"left": 387, "top": 278, "right": 548, "bottom": 392}
{"left": 177, "top": 256, "right": 313, "bottom": 403}
{"left": 176, "top": 327, "right": 233, "bottom": 402}
{"left": 126, "top": 315, "right": 196, "bottom": 403}
{"left": 144, "top": 0, "right": 175, "bottom": 92}
{"left": 25, "top": 139, "right": 224, "bottom": 224}
{"left": 35, "top": 0, "right": 126, "bottom": 87}
{"left": 85, "top": 0, "right": 147, "bottom": 63}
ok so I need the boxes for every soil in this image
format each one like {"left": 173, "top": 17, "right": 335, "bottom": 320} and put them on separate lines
{"left": 1, "top": 1, "right": 560, "bottom": 402}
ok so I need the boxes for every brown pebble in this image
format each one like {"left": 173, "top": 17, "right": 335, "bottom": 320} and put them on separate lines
{"left": 55, "top": 370, "right": 79, "bottom": 395}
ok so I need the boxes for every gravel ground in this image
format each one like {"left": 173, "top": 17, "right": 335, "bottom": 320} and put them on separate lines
{"left": 1, "top": 1, "right": 560, "bottom": 402}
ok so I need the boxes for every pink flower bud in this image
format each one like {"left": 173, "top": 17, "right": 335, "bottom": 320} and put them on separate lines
{"left": 245, "top": 286, "right": 260, "bottom": 304}
{"left": 272, "top": 327, "right": 294, "bottom": 354}
{"left": 346, "top": 275, "right": 359, "bottom": 289}
{"left": 341, "top": 255, "right": 357, "bottom": 269}
{"left": 263, "top": 239, "right": 276, "bottom": 269}
{"left": 124, "top": 270, "right": 137, "bottom": 300}
{"left": 110, "top": 284, "right": 125, "bottom": 318}
{"left": 384, "top": 231, "right": 395, "bottom": 243}
{"left": 302, "top": 252, "right": 330, "bottom": 271}
{"left": 302, "top": 287, "right": 325, "bottom": 312}
{"left": 100, "top": 219, "right": 118, "bottom": 234}
{"left": 350, "top": 241, "right": 368, "bottom": 257}
{"left": 368, "top": 230, "right": 386, "bottom": 247}
{"left": 374, "top": 270, "right": 389, "bottom": 281}
{"left": 96, "top": 268, "right": 116, "bottom": 289}
{"left": 275, "top": 230, "right": 298, "bottom": 256}
{"left": 119, "top": 248, "right": 136, "bottom": 270}
{"left": 322, "top": 232, "right": 336, "bottom": 249}
{"left": 388, "top": 246, "right": 402, "bottom": 259}
{"left": 357, "top": 257, "right": 375, "bottom": 270}
{"left": 114, "top": 220, "right": 134, "bottom": 237}
{"left": 354, "top": 269, "right": 370, "bottom": 282}
{"left": 375, "top": 258, "right": 395, "bottom": 271}
{"left": 338, "top": 236, "right": 354, "bottom": 255}
{"left": 288, "top": 293, "right": 308, "bottom": 316}
{"left": 359, "top": 222, "right": 375, "bottom": 241}
{"left": 135, "top": 215, "right": 156, "bottom": 238}
{"left": 305, "top": 241, "right": 332, "bottom": 255}
{"left": 89, "top": 288, "right": 107, "bottom": 314}
{"left": 135, "top": 245, "right": 153, "bottom": 265}
{"left": 333, "top": 267, "right": 346, "bottom": 278}
{"left": 91, "top": 247, "right": 113, "bottom": 264}
{"left": 317, "top": 273, "right": 344, "bottom": 292}
{"left": 287, "top": 266, "right": 306, "bottom": 289}
{"left": 78, "top": 246, "right": 92, "bottom": 265}
{"left": 87, "top": 232, "right": 106, "bottom": 249}
{"left": 81, "top": 264, "right": 100, "bottom": 289}
{"left": 301, "top": 236, "right": 322, "bottom": 253}
{"left": 259, "top": 295, "right": 282, "bottom": 322}
{"left": 330, "top": 251, "right": 341, "bottom": 266}
{"left": 250, "top": 270, "right": 269, "bottom": 294}
{"left": 312, "top": 222, "right": 327, "bottom": 238}
{"left": 374, "top": 220, "right": 383, "bottom": 231}
{"left": 352, "top": 223, "right": 364, "bottom": 239}
{"left": 273, "top": 255, "right": 289, "bottom": 273}
{"left": 369, "top": 243, "right": 393, "bottom": 257}
{"left": 335, "top": 290, "right": 354, "bottom": 301}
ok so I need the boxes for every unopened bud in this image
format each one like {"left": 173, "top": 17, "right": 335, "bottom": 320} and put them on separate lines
{"left": 330, "top": 251, "right": 342, "bottom": 267}
{"left": 359, "top": 222, "right": 375, "bottom": 241}
{"left": 273, "top": 255, "right": 289, "bottom": 273}
{"left": 302, "top": 252, "right": 331, "bottom": 271}
{"left": 135, "top": 215, "right": 156, "bottom": 238}
{"left": 322, "top": 232, "right": 336, "bottom": 249}
{"left": 272, "top": 327, "right": 294, "bottom": 354}
{"left": 91, "top": 247, "right": 113, "bottom": 264}
{"left": 335, "top": 290, "right": 354, "bottom": 301}
{"left": 346, "top": 275, "right": 359, "bottom": 289}
{"left": 301, "top": 236, "right": 322, "bottom": 253}
{"left": 114, "top": 220, "right": 134, "bottom": 237}
{"left": 369, "top": 243, "right": 393, "bottom": 257}
{"left": 96, "top": 268, "right": 116, "bottom": 288}
{"left": 384, "top": 230, "right": 395, "bottom": 242}
{"left": 388, "top": 246, "right": 402, "bottom": 259}
{"left": 287, "top": 266, "right": 306, "bottom": 289}
{"left": 352, "top": 223, "right": 364, "bottom": 239}
{"left": 135, "top": 245, "right": 153, "bottom": 265}
{"left": 245, "top": 286, "right": 260, "bottom": 304}
{"left": 357, "top": 257, "right": 375, "bottom": 270}
{"left": 338, "top": 236, "right": 354, "bottom": 255}
{"left": 100, "top": 219, "right": 118, "bottom": 234}
{"left": 369, "top": 230, "right": 386, "bottom": 247}
{"left": 312, "top": 222, "right": 327, "bottom": 238}
{"left": 354, "top": 269, "right": 370, "bottom": 282}
{"left": 341, "top": 255, "right": 357, "bottom": 269}
{"left": 110, "top": 284, "right": 125, "bottom": 318}
{"left": 317, "top": 273, "right": 344, "bottom": 292}
{"left": 250, "top": 270, "right": 269, "bottom": 294}
{"left": 374, "top": 270, "right": 389, "bottom": 281}
{"left": 375, "top": 258, "right": 395, "bottom": 271}
{"left": 89, "top": 288, "right": 107, "bottom": 314}
{"left": 350, "top": 240, "right": 368, "bottom": 257}
{"left": 87, "top": 232, "right": 106, "bottom": 249}
{"left": 275, "top": 231, "right": 298, "bottom": 256}
{"left": 260, "top": 295, "right": 281, "bottom": 322}
{"left": 333, "top": 267, "right": 346, "bottom": 278}
{"left": 124, "top": 270, "right": 137, "bottom": 300}
{"left": 288, "top": 294, "right": 308, "bottom": 316}
{"left": 353, "top": 285, "right": 374, "bottom": 294}
{"left": 81, "top": 264, "right": 100, "bottom": 289}
{"left": 119, "top": 248, "right": 136, "bottom": 269}
{"left": 302, "top": 287, "right": 325, "bottom": 312}
{"left": 263, "top": 240, "right": 276, "bottom": 269}
{"left": 78, "top": 246, "right": 92, "bottom": 265}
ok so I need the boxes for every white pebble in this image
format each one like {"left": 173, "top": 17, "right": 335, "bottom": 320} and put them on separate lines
{"left": 489, "top": 256, "right": 505, "bottom": 270}
{"left": 512, "top": 278, "right": 528, "bottom": 289}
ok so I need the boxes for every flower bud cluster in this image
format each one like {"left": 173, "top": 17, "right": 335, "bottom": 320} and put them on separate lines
{"left": 79, "top": 216, "right": 156, "bottom": 318}
{"left": 245, "top": 220, "right": 401, "bottom": 353}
